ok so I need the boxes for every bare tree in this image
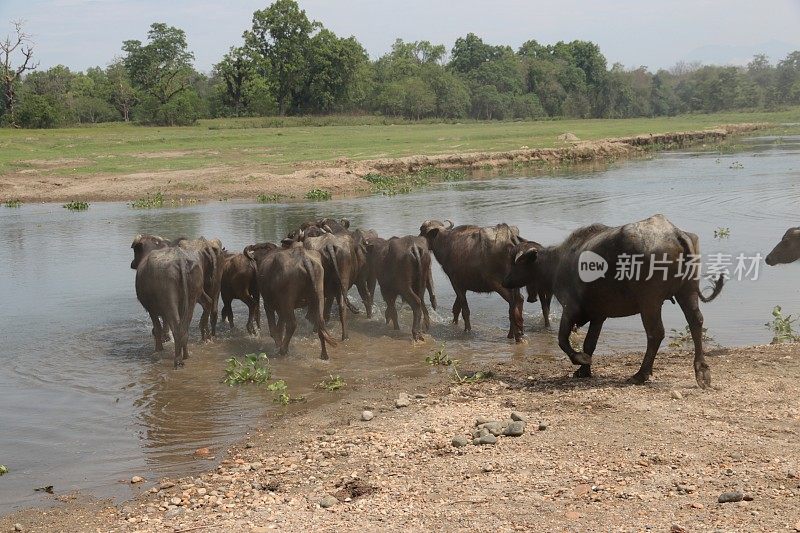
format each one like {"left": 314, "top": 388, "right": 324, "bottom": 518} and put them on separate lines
{"left": 1, "top": 20, "right": 38, "bottom": 127}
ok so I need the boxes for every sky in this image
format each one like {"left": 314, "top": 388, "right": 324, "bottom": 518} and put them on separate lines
{"left": 1, "top": 0, "right": 799, "bottom": 73}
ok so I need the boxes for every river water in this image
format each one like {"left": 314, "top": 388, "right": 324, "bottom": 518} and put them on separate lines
{"left": 1, "top": 135, "right": 799, "bottom": 513}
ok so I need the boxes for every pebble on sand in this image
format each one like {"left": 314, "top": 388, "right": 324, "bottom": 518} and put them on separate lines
{"left": 395, "top": 394, "right": 411, "bottom": 408}
{"left": 670, "top": 390, "right": 683, "bottom": 400}
{"left": 130, "top": 476, "right": 145, "bottom": 484}
{"left": 452, "top": 435, "right": 469, "bottom": 448}
{"left": 319, "top": 495, "right": 339, "bottom": 508}
{"left": 718, "top": 491, "right": 744, "bottom": 503}
{"left": 361, "top": 410, "right": 374, "bottom": 421}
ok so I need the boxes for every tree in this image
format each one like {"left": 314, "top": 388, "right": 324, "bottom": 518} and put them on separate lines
{"left": 106, "top": 60, "right": 138, "bottom": 121}
{"left": 1, "top": 20, "right": 38, "bottom": 126}
{"left": 122, "top": 23, "right": 195, "bottom": 106}
{"left": 213, "top": 46, "right": 257, "bottom": 116}
{"left": 299, "top": 30, "right": 369, "bottom": 113}
{"left": 246, "top": 0, "right": 317, "bottom": 115}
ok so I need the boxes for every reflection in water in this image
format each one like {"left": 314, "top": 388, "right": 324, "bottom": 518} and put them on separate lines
{"left": 1, "top": 135, "right": 800, "bottom": 513}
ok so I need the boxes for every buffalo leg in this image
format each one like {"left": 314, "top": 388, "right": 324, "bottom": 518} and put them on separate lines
{"left": 355, "top": 279, "right": 373, "bottom": 319}
{"left": 160, "top": 318, "right": 172, "bottom": 342}
{"left": 242, "top": 294, "right": 259, "bottom": 335}
{"left": 198, "top": 292, "right": 213, "bottom": 341}
{"left": 221, "top": 296, "right": 234, "bottom": 329}
{"left": 401, "top": 288, "right": 424, "bottom": 341}
{"left": 149, "top": 312, "right": 165, "bottom": 352}
{"left": 629, "top": 305, "right": 665, "bottom": 384}
{"left": 575, "top": 319, "right": 604, "bottom": 378}
{"left": 384, "top": 291, "right": 400, "bottom": 330}
{"left": 337, "top": 290, "right": 349, "bottom": 341}
{"left": 493, "top": 283, "right": 524, "bottom": 341}
{"left": 676, "top": 290, "right": 711, "bottom": 388}
{"left": 323, "top": 296, "right": 334, "bottom": 323}
{"left": 427, "top": 276, "right": 437, "bottom": 310}
{"left": 279, "top": 312, "right": 297, "bottom": 356}
{"left": 558, "top": 307, "right": 592, "bottom": 366}
{"left": 540, "top": 291, "right": 552, "bottom": 329}
{"left": 263, "top": 302, "right": 278, "bottom": 343}
{"left": 452, "top": 285, "right": 471, "bottom": 332}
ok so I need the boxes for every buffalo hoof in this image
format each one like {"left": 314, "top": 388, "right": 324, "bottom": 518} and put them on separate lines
{"left": 568, "top": 351, "right": 592, "bottom": 366}
{"left": 627, "top": 372, "right": 651, "bottom": 385}
{"left": 573, "top": 365, "right": 592, "bottom": 379}
{"left": 695, "top": 366, "right": 712, "bottom": 389}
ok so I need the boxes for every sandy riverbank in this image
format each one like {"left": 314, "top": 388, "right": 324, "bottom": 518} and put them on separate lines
{"left": 2, "top": 341, "right": 798, "bottom": 532}
{"left": 1, "top": 123, "right": 767, "bottom": 203}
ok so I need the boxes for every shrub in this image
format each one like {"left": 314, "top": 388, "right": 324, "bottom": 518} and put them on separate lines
{"left": 306, "top": 188, "right": 332, "bottom": 200}
{"left": 63, "top": 201, "right": 89, "bottom": 211}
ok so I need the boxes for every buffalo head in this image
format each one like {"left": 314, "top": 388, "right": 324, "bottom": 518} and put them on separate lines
{"left": 130, "top": 234, "right": 170, "bottom": 269}
{"left": 765, "top": 227, "right": 800, "bottom": 266}
{"left": 419, "top": 219, "right": 454, "bottom": 241}
{"left": 502, "top": 242, "right": 539, "bottom": 289}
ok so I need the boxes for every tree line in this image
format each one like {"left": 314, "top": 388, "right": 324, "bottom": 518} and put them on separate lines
{"left": 2, "top": 0, "right": 800, "bottom": 128}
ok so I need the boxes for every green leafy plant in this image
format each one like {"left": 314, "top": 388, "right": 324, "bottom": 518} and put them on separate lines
{"left": 317, "top": 374, "right": 346, "bottom": 391}
{"left": 63, "top": 200, "right": 89, "bottom": 211}
{"left": 425, "top": 344, "right": 457, "bottom": 366}
{"left": 223, "top": 353, "right": 272, "bottom": 385}
{"left": 668, "top": 325, "right": 713, "bottom": 348}
{"left": 3, "top": 199, "right": 22, "bottom": 208}
{"left": 267, "top": 379, "right": 304, "bottom": 405}
{"left": 257, "top": 193, "right": 282, "bottom": 203}
{"left": 714, "top": 227, "right": 730, "bottom": 238}
{"left": 452, "top": 365, "right": 494, "bottom": 384}
{"left": 765, "top": 305, "right": 799, "bottom": 344}
{"left": 130, "top": 192, "right": 166, "bottom": 209}
{"left": 305, "top": 188, "right": 332, "bottom": 201}
{"left": 0, "top": 465, "right": 8, "bottom": 475}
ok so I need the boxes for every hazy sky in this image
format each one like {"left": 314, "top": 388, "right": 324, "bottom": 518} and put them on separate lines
{"left": 1, "top": 0, "right": 799, "bottom": 73}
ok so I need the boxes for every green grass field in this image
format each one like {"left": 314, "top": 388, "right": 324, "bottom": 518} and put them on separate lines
{"left": 1, "top": 109, "right": 798, "bottom": 179}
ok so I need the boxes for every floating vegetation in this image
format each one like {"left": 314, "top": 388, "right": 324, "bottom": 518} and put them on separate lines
{"left": 130, "top": 192, "right": 165, "bottom": 209}
{"left": 306, "top": 188, "right": 332, "bottom": 201}
{"left": 63, "top": 201, "right": 89, "bottom": 211}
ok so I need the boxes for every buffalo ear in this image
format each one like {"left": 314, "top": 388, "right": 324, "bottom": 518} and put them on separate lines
{"left": 514, "top": 247, "right": 538, "bottom": 264}
{"left": 340, "top": 218, "right": 350, "bottom": 229}
{"left": 280, "top": 238, "right": 294, "bottom": 248}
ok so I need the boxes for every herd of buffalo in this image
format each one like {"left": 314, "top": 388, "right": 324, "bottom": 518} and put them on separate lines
{"left": 130, "top": 214, "right": 800, "bottom": 389}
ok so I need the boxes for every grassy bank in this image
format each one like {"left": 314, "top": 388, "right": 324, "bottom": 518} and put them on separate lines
{"left": 1, "top": 109, "right": 798, "bottom": 179}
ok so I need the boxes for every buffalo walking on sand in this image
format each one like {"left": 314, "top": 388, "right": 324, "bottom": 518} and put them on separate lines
{"left": 502, "top": 214, "right": 724, "bottom": 387}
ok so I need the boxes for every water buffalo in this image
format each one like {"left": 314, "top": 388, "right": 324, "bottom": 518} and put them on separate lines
{"left": 765, "top": 227, "right": 800, "bottom": 265}
{"left": 135, "top": 246, "right": 209, "bottom": 368}
{"left": 419, "top": 220, "right": 528, "bottom": 341}
{"left": 177, "top": 237, "right": 224, "bottom": 338}
{"left": 220, "top": 246, "right": 266, "bottom": 335}
{"left": 252, "top": 244, "right": 337, "bottom": 359}
{"left": 502, "top": 214, "right": 724, "bottom": 387}
{"left": 286, "top": 223, "right": 374, "bottom": 323}
{"left": 131, "top": 234, "right": 224, "bottom": 340}
{"left": 365, "top": 235, "right": 437, "bottom": 340}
